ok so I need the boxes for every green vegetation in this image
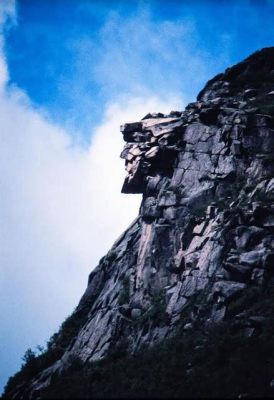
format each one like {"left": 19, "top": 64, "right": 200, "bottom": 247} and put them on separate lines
{"left": 147, "top": 289, "right": 168, "bottom": 326}
{"left": 37, "top": 316, "right": 274, "bottom": 399}
{"left": 227, "top": 286, "right": 261, "bottom": 316}
{"left": 3, "top": 299, "right": 93, "bottom": 397}
{"left": 252, "top": 96, "right": 274, "bottom": 118}
{"left": 134, "top": 289, "right": 169, "bottom": 327}
{"left": 189, "top": 203, "right": 208, "bottom": 218}
{"left": 227, "top": 51, "right": 274, "bottom": 99}
{"left": 222, "top": 48, "right": 274, "bottom": 117}
{"left": 106, "top": 250, "right": 118, "bottom": 263}
{"left": 5, "top": 284, "right": 274, "bottom": 399}
{"left": 118, "top": 276, "right": 130, "bottom": 305}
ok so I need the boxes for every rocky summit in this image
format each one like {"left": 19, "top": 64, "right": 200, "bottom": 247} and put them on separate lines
{"left": 4, "top": 47, "right": 274, "bottom": 399}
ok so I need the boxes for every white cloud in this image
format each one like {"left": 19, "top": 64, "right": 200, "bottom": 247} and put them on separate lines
{"left": 93, "top": 8, "right": 212, "bottom": 101}
{"left": 57, "top": 5, "right": 225, "bottom": 135}
{"left": 0, "top": 0, "right": 186, "bottom": 392}
{"left": 0, "top": 41, "right": 183, "bottom": 395}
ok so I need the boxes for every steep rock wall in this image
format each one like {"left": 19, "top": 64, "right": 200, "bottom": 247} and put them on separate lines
{"left": 6, "top": 47, "right": 274, "bottom": 399}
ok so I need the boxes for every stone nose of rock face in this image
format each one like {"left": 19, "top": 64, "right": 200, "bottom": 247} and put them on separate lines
{"left": 120, "top": 117, "right": 183, "bottom": 194}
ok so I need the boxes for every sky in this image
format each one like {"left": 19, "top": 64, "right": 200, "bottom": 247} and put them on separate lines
{"left": 0, "top": 0, "right": 274, "bottom": 394}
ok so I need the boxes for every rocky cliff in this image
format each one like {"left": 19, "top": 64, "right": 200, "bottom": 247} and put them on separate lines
{"left": 4, "top": 47, "right": 274, "bottom": 399}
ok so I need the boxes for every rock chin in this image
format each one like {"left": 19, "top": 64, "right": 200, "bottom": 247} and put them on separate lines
{"left": 4, "top": 47, "right": 274, "bottom": 399}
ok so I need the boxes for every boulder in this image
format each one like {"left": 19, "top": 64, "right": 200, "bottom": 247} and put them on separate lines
{"left": 131, "top": 308, "right": 142, "bottom": 319}
{"left": 145, "top": 146, "right": 160, "bottom": 159}
{"left": 240, "top": 249, "right": 265, "bottom": 267}
{"left": 211, "top": 305, "right": 226, "bottom": 323}
{"left": 213, "top": 281, "right": 246, "bottom": 301}
{"left": 263, "top": 215, "right": 274, "bottom": 228}
{"left": 199, "top": 107, "right": 219, "bottom": 124}
{"left": 223, "top": 262, "right": 252, "bottom": 282}
{"left": 141, "top": 197, "right": 160, "bottom": 219}
{"left": 243, "top": 88, "right": 257, "bottom": 98}
{"left": 159, "top": 191, "right": 177, "bottom": 207}
{"left": 235, "top": 226, "right": 265, "bottom": 249}
{"left": 183, "top": 322, "right": 193, "bottom": 331}
{"left": 120, "top": 121, "right": 142, "bottom": 133}
{"left": 266, "top": 178, "right": 274, "bottom": 196}
{"left": 231, "top": 140, "right": 241, "bottom": 155}
{"left": 263, "top": 252, "right": 274, "bottom": 270}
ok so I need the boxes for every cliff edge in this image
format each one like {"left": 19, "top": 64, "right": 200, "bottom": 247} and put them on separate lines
{"left": 4, "top": 47, "right": 274, "bottom": 399}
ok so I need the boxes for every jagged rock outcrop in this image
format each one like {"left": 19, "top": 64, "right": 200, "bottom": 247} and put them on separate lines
{"left": 4, "top": 47, "right": 274, "bottom": 399}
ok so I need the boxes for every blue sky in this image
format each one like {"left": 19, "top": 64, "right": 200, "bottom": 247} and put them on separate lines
{"left": 5, "top": 0, "right": 274, "bottom": 138}
{"left": 1, "top": 0, "right": 274, "bottom": 394}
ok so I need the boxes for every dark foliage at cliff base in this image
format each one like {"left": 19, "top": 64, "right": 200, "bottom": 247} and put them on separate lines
{"left": 5, "top": 285, "right": 273, "bottom": 399}
{"left": 41, "top": 317, "right": 274, "bottom": 399}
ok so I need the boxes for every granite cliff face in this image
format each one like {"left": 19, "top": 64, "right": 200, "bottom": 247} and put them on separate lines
{"left": 5, "top": 47, "right": 274, "bottom": 398}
